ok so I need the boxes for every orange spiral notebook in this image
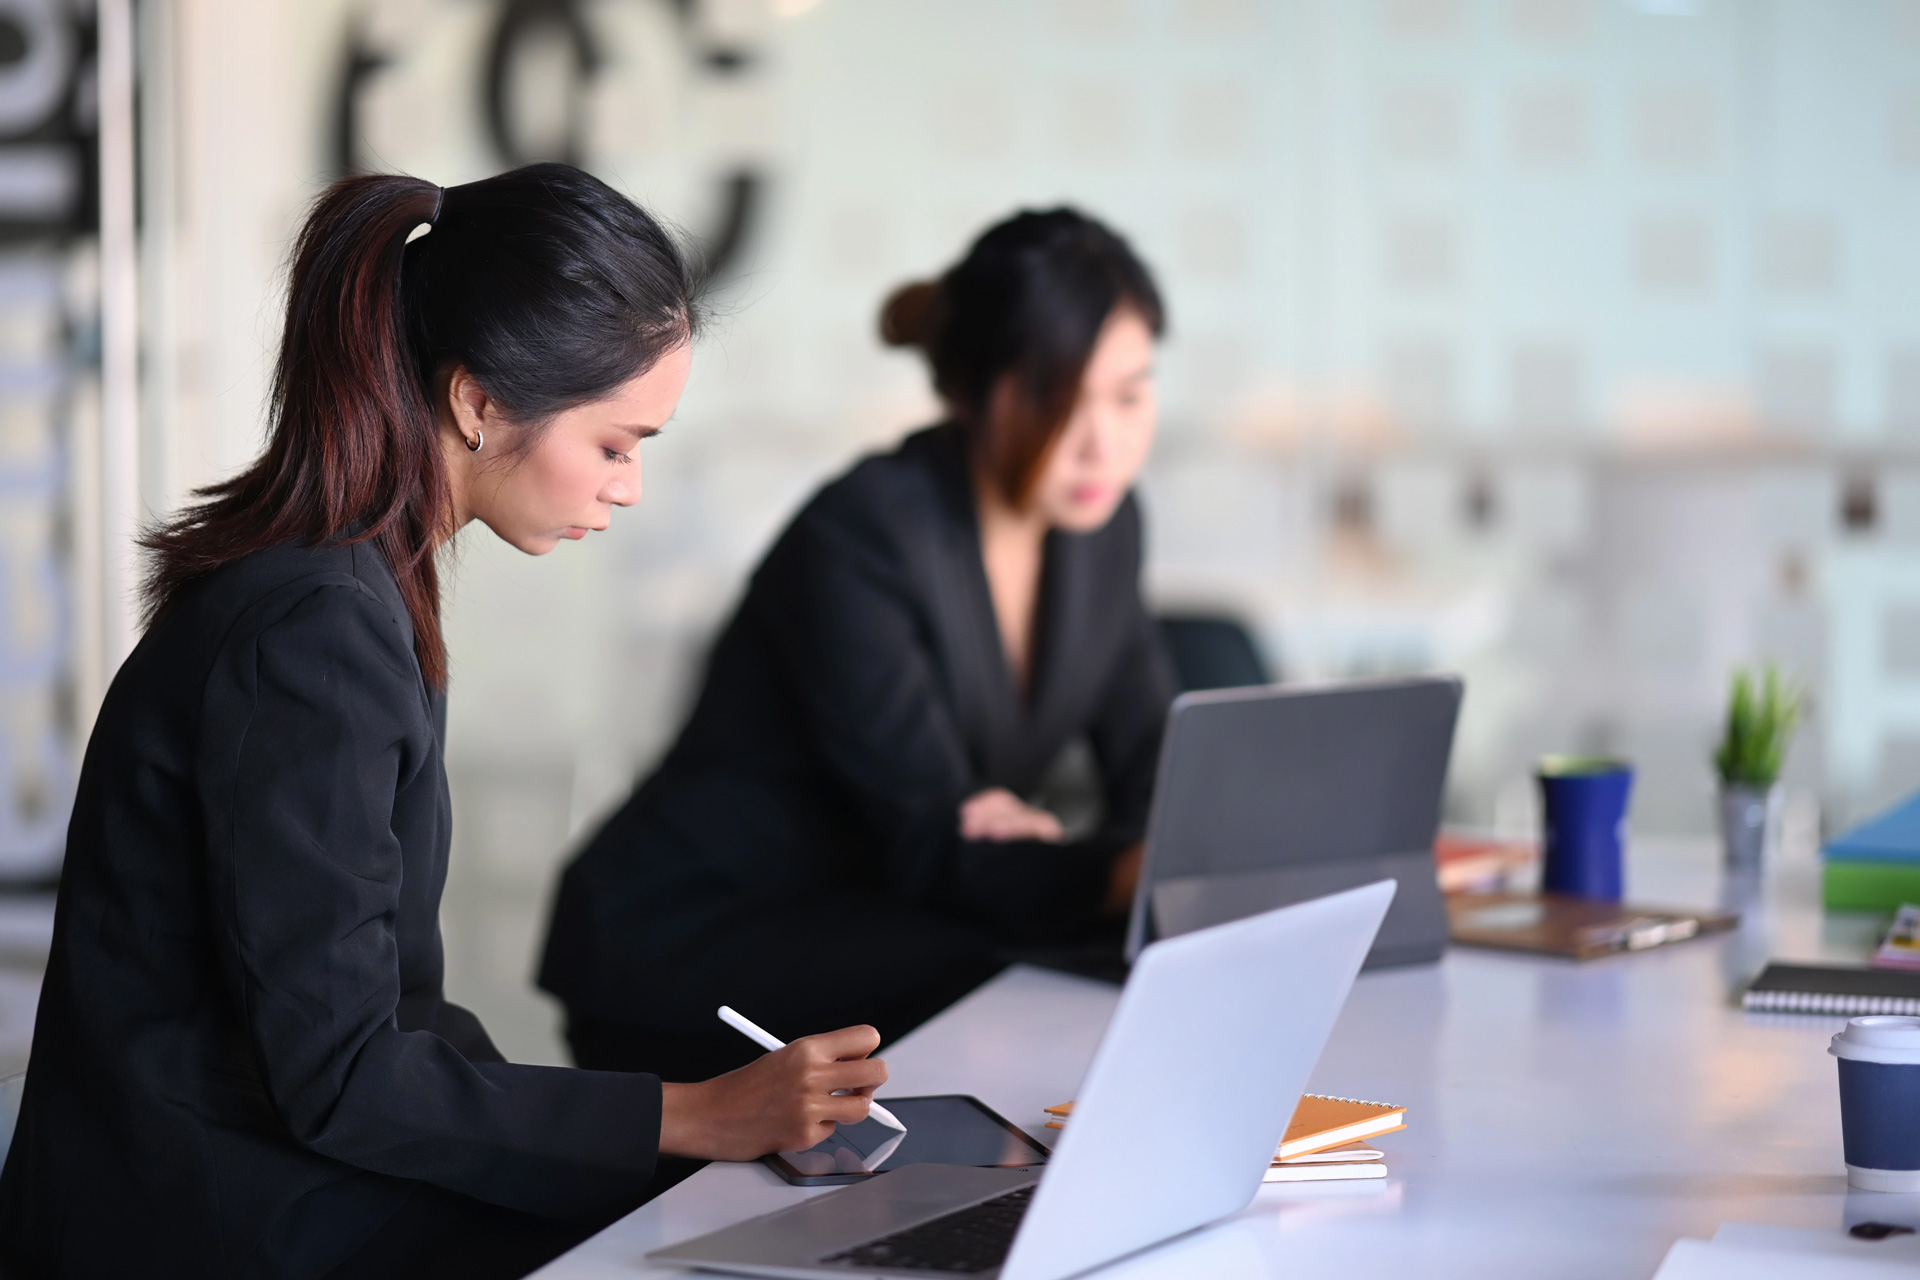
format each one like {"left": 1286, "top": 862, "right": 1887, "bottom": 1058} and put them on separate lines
{"left": 1278, "top": 1094, "right": 1406, "bottom": 1159}
{"left": 1043, "top": 1093, "right": 1405, "bottom": 1162}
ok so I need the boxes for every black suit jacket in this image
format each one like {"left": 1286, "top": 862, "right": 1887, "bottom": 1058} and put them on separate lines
{"left": 0, "top": 541, "right": 659, "bottom": 1279}
{"left": 540, "top": 425, "right": 1177, "bottom": 1033}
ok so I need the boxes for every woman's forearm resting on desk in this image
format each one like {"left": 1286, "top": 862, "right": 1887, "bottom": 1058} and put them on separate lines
{"left": 1103, "top": 842, "right": 1144, "bottom": 916}
{"left": 658, "top": 1025, "right": 888, "bottom": 1160}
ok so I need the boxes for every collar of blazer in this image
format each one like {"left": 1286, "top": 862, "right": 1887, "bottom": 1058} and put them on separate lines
{"left": 913, "top": 425, "right": 1107, "bottom": 792}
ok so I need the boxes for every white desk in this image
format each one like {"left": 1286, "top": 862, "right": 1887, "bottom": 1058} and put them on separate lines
{"left": 535, "top": 840, "right": 1904, "bottom": 1279}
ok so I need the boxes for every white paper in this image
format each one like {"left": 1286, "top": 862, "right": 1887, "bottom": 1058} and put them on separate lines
{"left": 1712, "top": 1222, "right": 1920, "bottom": 1264}
{"left": 1651, "top": 1238, "right": 1919, "bottom": 1280}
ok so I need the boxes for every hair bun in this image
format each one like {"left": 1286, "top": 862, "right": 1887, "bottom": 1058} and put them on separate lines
{"left": 878, "top": 280, "right": 942, "bottom": 348}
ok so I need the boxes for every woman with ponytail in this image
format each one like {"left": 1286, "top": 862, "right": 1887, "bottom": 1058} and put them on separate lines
{"left": 0, "top": 164, "right": 888, "bottom": 1279}
{"left": 541, "top": 208, "right": 1176, "bottom": 1080}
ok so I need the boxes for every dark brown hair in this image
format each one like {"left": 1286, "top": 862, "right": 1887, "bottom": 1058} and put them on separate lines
{"left": 880, "top": 207, "right": 1164, "bottom": 505}
{"left": 142, "top": 163, "right": 699, "bottom": 686}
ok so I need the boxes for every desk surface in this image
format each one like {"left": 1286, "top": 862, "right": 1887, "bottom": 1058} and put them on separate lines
{"left": 535, "top": 839, "right": 1902, "bottom": 1280}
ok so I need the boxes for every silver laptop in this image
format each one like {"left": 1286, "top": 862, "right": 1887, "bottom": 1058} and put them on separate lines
{"left": 646, "top": 879, "right": 1395, "bottom": 1280}
{"left": 1124, "top": 675, "right": 1461, "bottom": 970}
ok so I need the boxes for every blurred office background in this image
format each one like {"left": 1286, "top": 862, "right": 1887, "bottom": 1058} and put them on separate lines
{"left": 0, "top": 0, "right": 1916, "bottom": 1063}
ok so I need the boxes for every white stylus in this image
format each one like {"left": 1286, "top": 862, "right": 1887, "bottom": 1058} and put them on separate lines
{"left": 717, "top": 1005, "right": 906, "bottom": 1132}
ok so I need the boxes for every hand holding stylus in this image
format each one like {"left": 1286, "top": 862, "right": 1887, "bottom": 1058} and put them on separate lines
{"left": 719, "top": 1005, "right": 907, "bottom": 1132}
{"left": 657, "top": 1021, "right": 888, "bottom": 1161}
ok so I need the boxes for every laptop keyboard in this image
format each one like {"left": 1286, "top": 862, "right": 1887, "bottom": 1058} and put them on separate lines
{"left": 820, "top": 1184, "right": 1035, "bottom": 1274}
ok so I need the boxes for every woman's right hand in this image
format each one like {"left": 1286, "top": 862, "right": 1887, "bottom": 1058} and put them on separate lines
{"left": 657, "top": 1026, "right": 888, "bottom": 1161}
{"left": 960, "top": 788, "right": 1065, "bottom": 843}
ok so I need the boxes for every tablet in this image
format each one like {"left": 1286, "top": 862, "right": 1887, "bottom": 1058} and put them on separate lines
{"left": 762, "top": 1094, "right": 1051, "bottom": 1187}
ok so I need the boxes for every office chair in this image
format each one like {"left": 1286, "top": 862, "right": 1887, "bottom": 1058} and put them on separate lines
{"left": 1155, "top": 613, "right": 1271, "bottom": 692}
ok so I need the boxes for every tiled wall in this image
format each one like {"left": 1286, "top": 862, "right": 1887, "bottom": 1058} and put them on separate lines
{"left": 398, "top": 0, "right": 1920, "bottom": 844}
{"left": 124, "top": 0, "right": 1920, "bottom": 1053}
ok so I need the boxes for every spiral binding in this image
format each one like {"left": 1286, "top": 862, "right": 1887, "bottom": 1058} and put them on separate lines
{"left": 1742, "top": 991, "right": 1920, "bottom": 1016}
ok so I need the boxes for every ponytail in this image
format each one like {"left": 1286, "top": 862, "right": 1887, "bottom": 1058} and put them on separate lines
{"left": 142, "top": 165, "right": 700, "bottom": 686}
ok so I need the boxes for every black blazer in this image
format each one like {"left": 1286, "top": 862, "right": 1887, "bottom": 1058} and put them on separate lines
{"left": 540, "top": 425, "right": 1177, "bottom": 1033}
{"left": 0, "top": 542, "right": 659, "bottom": 1278}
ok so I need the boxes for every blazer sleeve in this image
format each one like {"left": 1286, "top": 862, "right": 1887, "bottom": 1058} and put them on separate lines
{"left": 766, "top": 508, "right": 1120, "bottom": 939}
{"left": 196, "top": 579, "right": 657, "bottom": 1221}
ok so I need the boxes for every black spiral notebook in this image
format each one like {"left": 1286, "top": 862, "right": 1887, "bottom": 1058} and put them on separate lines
{"left": 1742, "top": 962, "right": 1920, "bottom": 1015}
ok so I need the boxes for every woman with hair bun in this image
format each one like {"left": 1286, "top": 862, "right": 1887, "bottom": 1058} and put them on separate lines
{"left": 542, "top": 207, "right": 1176, "bottom": 1079}
{"left": 0, "top": 164, "right": 889, "bottom": 1279}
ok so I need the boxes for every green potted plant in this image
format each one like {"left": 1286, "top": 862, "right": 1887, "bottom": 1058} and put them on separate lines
{"left": 1713, "top": 664, "right": 1802, "bottom": 869}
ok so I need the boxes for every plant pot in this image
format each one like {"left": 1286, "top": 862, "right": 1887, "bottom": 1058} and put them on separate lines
{"left": 1718, "top": 781, "right": 1784, "bottom": 870}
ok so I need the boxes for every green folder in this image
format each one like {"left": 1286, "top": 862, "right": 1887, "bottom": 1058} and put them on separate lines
{"left": 1824, "top": 859, "right": 1920, "bottom": 911}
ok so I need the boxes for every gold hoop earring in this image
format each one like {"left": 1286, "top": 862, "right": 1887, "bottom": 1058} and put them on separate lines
{"left": 466, "top": 430, "right": 483, "bottom": 453}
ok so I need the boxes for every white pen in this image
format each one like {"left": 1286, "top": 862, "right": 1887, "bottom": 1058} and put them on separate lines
{"left": 717, "top": 1005, "right": 906, "bottom": 1132}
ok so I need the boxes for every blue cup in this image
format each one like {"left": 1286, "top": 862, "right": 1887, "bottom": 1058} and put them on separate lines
{"left": 1832, "top": 1016, "right": 1920, "bottom": 1191}
{"left": 1537, "top": 756, "right": 1633, "bottom": 901}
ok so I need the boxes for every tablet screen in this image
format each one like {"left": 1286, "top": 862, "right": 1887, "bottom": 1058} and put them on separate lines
{"left": 768, "top": 1095, "right": 1049, "bottom": 1182}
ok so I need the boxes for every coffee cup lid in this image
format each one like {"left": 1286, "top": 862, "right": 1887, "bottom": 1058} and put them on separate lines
{"left": 1830, "top": 1016, "right": 1920, "bottom": 1065}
